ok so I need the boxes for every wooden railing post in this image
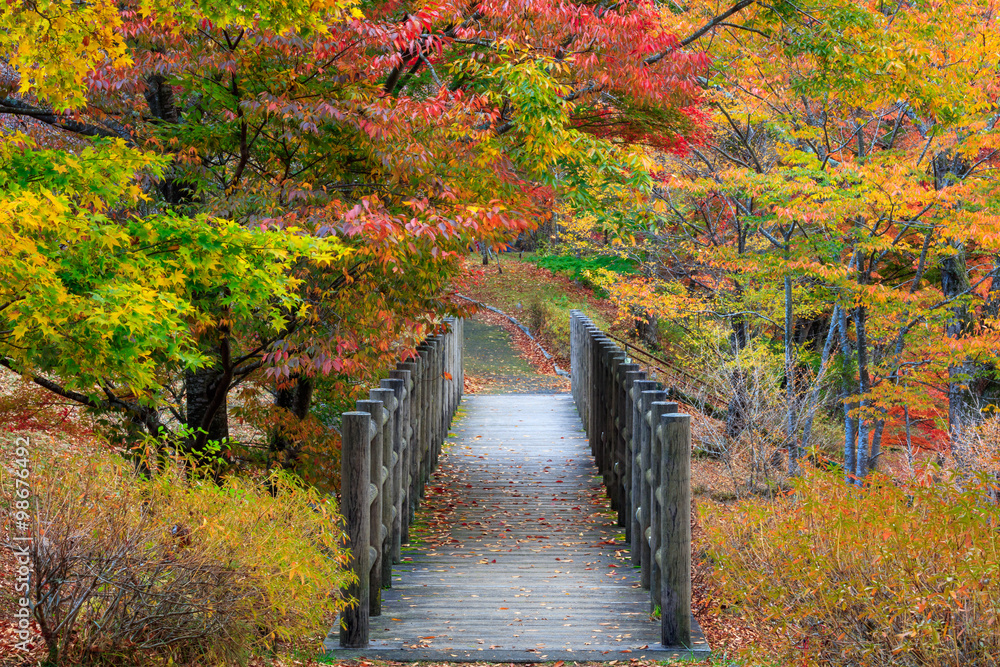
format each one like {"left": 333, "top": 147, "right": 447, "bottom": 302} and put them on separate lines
{"left": 370, "top": 387, "right": 396, "bottom": 587}
{"left": 622, "top": 367, "right": 645, "bottom": 543}
{"left": 659, "top": 412, "right": 692, "bottom": 647}
{"left": 390, "top": 367, "right": 413, "bottom": 543}
{"left": 587, "top": 330, "right": 602, "bottom": 454}
{"left": 570, "top": 311, "right": 579, "bottom": 406}
{"left": 646, "top": 401, "right": 677, "bottom": 611}
{"left": 456, "top": 319, "right": 463, "bottom": 408}
{"left": 416, "top": 344, "right": 432, "bottom": 500}
{"left": 339, "top": 411, "right": 372, "bottom": 648}
{"left": 649, "top": 400, "right": 678, "bottom": 612}
{"left": 426, "top": 337, "right": 441, "bottom": 471}
{"left": 354, "top": 398, "right": 384, "bottom": 617}
{"left": 584, "top": 321, "right": 597, "bottom": 431}
{"left": 381, "top": 377, "right": 406, "bottom": 565}
{"left": 435, "top": 334, "right": 446, "bottom": 461}
{"left": 437, "top": 328, "right": 448, "bottom": 432}
{"left": 638, "top": 388, "right": 666, "bottom": 587}
{"left": 449, "top": 320, "right": 457, "bottom": 419}
{"left": 605, "top": 349, "right": 624, "bottom": 512}
{"left": 615, "top": 362, "right": 640, "bottom": 530}
{"left": 398, "top": 359, "right": 421, "bottom": 523}
{"left": 595, "top": 338, "right": 616, "bottom": 472}
{"left": 629, "top": 380, "right": 658, "bottom": 567}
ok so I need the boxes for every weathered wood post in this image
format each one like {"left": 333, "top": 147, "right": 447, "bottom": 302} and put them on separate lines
{"left": 606, "top": 348, "right": 624, "bottom": 512}
{"left": 588, "top": 329, "right": 604, "bottom": 455}
{"left": 638, "top": 388, "right": 667, "bottom": 587}
{"left": 382, "top": 377, "right": 406, "bottom": 564}
{"left": 399, "top": 359, "right": 422, "bottom": 524}
{"left": 458, "top": 317, "right": 465, "bottom": 401}
{"left": 582, "top": 321, "right": 596, "bottom": 431}
{"left": 649, "top": 400, "right": 679, "bottom": 611}
{"left": 630, "top": 380, "right": 658, "bottom": 567}
{"left": 425, "top": 338, "right": 440, "bottom": 472}
{"left": 584, "top": 330, "right": 601, "bottom": 459}
{"left": 370, "top": 387, "right": 395, "bottom": 586}
{"left": 570, "top": 311, "right": 578, "bottom": 404}
{"left": 595, "top": 338, "right": 616, "bottom": 476}
{"left": 615, "top": 362, "right": 640, "bottom": 528}
{"left": 434, "top": 334, "right": 445, "bottom": 462}
{"left": 659, "top": 412, "right": 692, "bottom": 647}
{"left": 446, "top": 318, "right": 457, "bottom": 421}
{"left": 622, "top": 367, "right": 645, "bottom": 542}
{"left": 354, "top": 398, "right": 383, "bottom": 617}
{"left": 390, "top": 367, "right": 413, "bottom": 542}
{"left": 339, "top": 411, "right": 372, "bottom": 648}
{"left": 416, "top": 344, "right": 432, "bottom": 499}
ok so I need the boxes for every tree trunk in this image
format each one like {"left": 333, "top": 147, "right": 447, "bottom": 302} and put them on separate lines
{"left": 271, "top": 376, "right": 314, "bottom": 470}
{"left": 184, "top": 360, "right": 230, "bottom": 453}
{"left": 784, "top": 275, "right": 798, "bottom": 473}
{"left": 854, "top": 304, "right": 872, "bottom": 481}
{"left": 934, "top": 151, "right": 979, "bottom": 446}
{"left": 800, "top": 305, "right": 841, "bottom": 451}
{"left": 838, "top": 305, "right": 858, "bottom": 482}
{"left": 941, "top": 241, "right": 977, "bottom": 442}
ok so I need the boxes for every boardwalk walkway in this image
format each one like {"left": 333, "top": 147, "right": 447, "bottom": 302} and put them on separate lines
{"left": 327, "top": 392, "right": 707, "bottom": 661}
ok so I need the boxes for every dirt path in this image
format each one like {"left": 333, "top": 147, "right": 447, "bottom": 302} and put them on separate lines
{"left": 463, "top": 315, "right": 568, "bottom": 394}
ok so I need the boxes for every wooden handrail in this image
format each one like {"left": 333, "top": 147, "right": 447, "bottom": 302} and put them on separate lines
{"left": 569, "top": 310, "right": 693, "bottom": 649}
{"left": 597, "top": 329, "right": 728, "bottom": 414}
{"left": 338, "top": 318, "right": 464, "bottom": 648}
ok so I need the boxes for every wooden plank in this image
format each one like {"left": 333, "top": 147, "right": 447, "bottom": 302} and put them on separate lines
{"left": 328, "top": 394, "right": 707, "bottom": 659}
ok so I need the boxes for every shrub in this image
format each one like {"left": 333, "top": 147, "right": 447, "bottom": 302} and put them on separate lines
{"left": 532, "top": 253, "right": 636, "bottom": 291}
{"left": 702, "top": 469, "right": 1000, "bottom": 666}
{"left": 17, "top": 442, "right": 353, "bottom": 665}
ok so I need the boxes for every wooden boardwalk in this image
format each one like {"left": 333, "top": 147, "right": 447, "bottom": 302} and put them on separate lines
{"left": 326, "top": 393, "right": 707, "bottom": 662}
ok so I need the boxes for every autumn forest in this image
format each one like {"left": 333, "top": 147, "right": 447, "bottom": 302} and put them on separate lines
{"left": 2, "top": 0, "right": 999, "bottom": 664}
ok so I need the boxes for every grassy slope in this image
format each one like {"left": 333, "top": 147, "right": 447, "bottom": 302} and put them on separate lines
{"left": 457, "top": 253, "right": 627, "bottom": 368}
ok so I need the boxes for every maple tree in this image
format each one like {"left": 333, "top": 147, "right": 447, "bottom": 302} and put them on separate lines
{"left": 575, "top": 0, "right": 1000, "bottom": 479}
{"left": 1, "top": 0, "right": 724, "bottom": 466}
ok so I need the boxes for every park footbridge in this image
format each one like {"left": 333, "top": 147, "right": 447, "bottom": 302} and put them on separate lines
{"left": 326, "top": 312, "right": 708, "bottom": 661}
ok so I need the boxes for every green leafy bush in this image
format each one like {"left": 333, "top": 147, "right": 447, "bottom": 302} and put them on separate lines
{"left": 702, "top": 469, "right": 1000, "bottom": 666}
{"left": 532, "top": 253, "right": 636, "bottom": 290}
{"left": 15, "top": 442, "right": 353, "bottom": 665}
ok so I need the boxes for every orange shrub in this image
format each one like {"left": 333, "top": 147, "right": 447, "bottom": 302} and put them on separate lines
{"left": 702, "top": 469, "right": 1000, "bottom": 666}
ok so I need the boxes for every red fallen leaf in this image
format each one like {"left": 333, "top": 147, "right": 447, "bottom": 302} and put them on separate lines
{"left": 553, "top": 662, "right": 565, "bottom": 667}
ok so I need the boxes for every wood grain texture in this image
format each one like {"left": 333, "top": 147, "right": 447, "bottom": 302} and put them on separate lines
{"left": 329, "top": 394, "right": 707, "bottom": 659}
